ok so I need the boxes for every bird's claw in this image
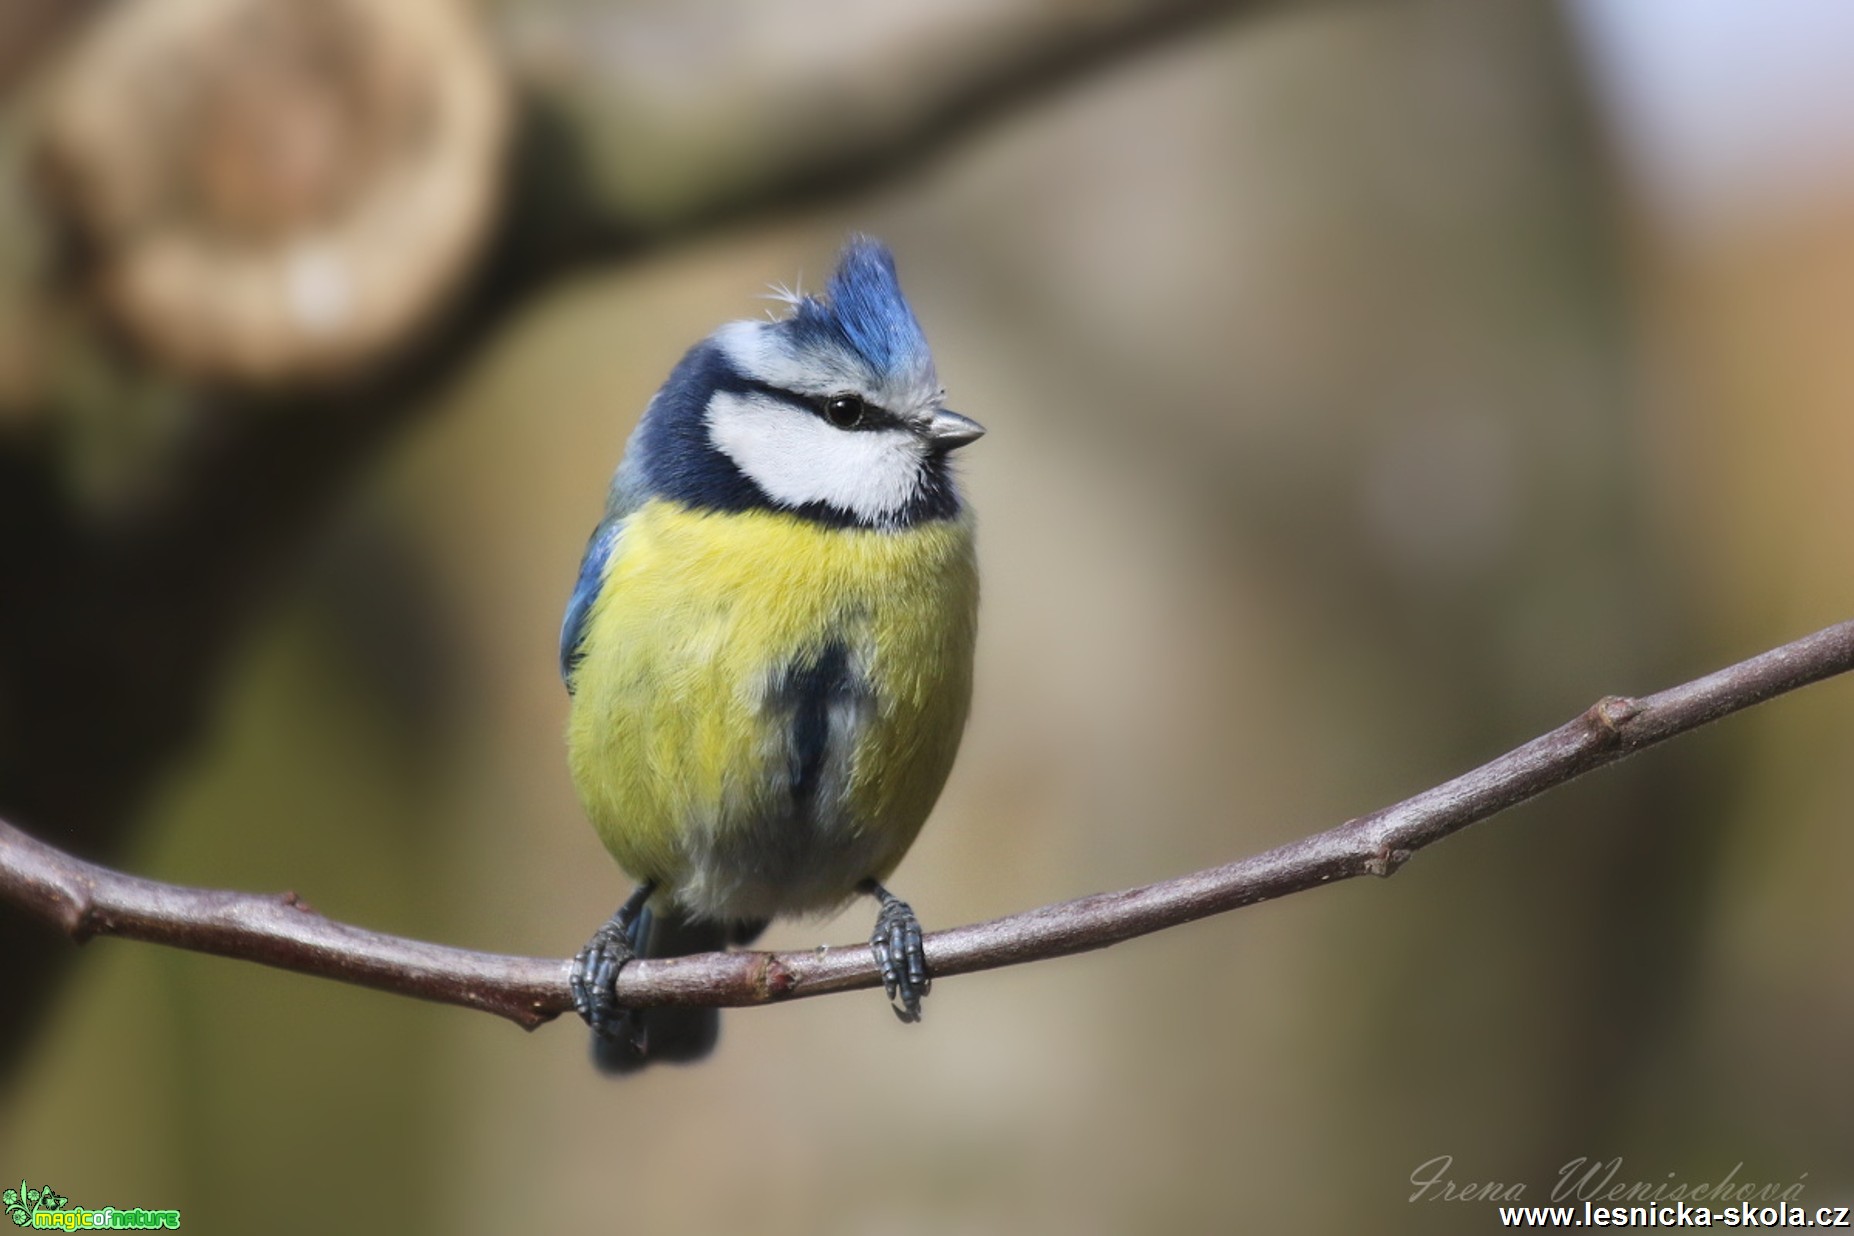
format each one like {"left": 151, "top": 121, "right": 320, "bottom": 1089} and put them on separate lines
{"left": 868, "top": 887, "right": 930, "bottom": 1023}
{"left": 570, "top": 882, "right": 654, "bottom": 1048}
{"left": 570, "top": 919, "right": 638, "bottom": 1046}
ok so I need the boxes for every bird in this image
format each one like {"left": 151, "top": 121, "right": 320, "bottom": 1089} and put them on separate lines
{"left": 560, "top": 237, "right": 983, "bottom": 1073}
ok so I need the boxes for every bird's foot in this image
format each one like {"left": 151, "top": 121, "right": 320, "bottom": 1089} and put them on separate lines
{"left": 863, "top": 879, "right": 931, "bottom": 1023}
{"left": 569, "top": 882, "right": 654, "bottom": 1047}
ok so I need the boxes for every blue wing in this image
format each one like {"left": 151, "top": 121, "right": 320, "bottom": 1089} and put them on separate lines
{"left": 560, "top": 518, "right": 625, "bottom": 690}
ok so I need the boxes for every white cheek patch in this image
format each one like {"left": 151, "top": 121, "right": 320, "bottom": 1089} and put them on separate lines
{"left": 706, "top": 392, "right": 923, "bottom": 523}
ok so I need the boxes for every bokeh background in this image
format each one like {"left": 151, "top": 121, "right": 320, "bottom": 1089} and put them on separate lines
{"left": 3, "top": 1, "right": 1852, "bottom": 1232}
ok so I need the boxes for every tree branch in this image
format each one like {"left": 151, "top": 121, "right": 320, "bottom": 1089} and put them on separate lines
{"left": 507, "top": 0, "right": 1271, "bottom": 250}
{"left": 3, "top": 619, "right": 1850, "bottom": 1032}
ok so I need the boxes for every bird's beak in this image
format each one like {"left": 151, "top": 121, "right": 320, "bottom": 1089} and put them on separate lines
{"left": 926, "top": 409, "right": 986, "bottom": 450}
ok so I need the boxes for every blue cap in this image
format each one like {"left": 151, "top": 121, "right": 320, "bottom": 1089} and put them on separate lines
{"left": 790, "top": 237, "right": 933, "bottom": 382}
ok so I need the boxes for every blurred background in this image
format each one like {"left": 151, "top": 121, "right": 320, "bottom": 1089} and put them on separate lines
{"left": 2, "top": 0, "right": 1852, "bottom": 1231}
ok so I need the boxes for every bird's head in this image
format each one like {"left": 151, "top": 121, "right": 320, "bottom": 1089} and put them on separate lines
{"left": 627, "top": 237, "right": 983, "bottom": 530}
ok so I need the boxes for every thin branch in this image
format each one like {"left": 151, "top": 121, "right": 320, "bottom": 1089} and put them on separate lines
{"left": 508, "top": 0, "right": 1272, "bottom": 252}
{"left": 3, "top": 619, "right": 1851, "bottom": 1032}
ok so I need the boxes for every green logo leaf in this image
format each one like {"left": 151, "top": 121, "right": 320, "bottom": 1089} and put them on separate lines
{"left": 3, "top": 1180, "right": 67, "bottom": 1226}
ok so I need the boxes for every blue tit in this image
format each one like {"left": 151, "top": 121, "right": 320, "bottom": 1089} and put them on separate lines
{"left": 560, "top": 237, "right": 983, "bottom": 1073}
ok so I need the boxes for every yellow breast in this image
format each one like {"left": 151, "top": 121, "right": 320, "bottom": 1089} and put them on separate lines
{"left": 566, "top": 498, "right": 978, "bottom": 920}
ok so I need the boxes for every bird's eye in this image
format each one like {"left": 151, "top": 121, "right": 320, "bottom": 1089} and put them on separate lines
{"left": 823, "top": 395, "right": 867, "bottom": 429}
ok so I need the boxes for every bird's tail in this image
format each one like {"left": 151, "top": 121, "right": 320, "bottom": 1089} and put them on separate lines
{"left": 592, "top": 907, "right": 765, "bottom": 1075}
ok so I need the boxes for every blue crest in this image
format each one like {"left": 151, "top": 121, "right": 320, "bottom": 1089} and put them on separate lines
{"left": 791, "top": 237, "right": 933, "bottom": 381}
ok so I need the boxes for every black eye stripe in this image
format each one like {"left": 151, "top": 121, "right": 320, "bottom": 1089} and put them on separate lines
{"left": 733, "top": 378, "right": 898, "bottom": 431}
